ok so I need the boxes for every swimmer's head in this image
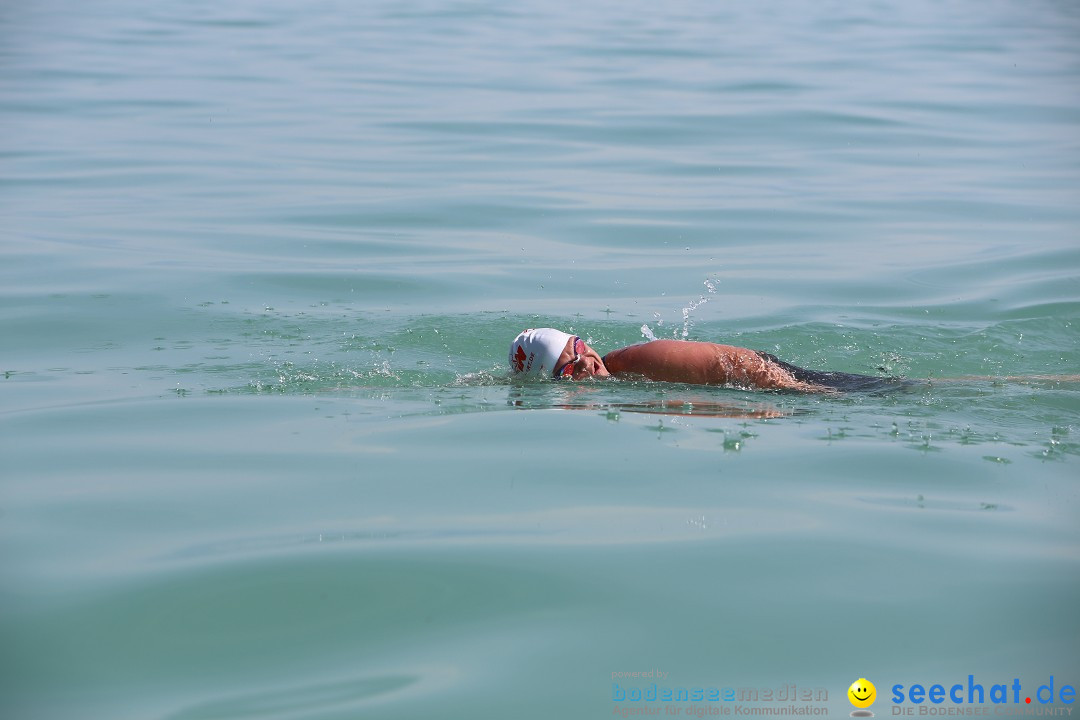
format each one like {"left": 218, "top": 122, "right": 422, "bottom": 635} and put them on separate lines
{"left": 509, "top": 328, "right": 574, "bottom": 377}
{"left": 509, "top": 328, "right": 610, "bottom": 380}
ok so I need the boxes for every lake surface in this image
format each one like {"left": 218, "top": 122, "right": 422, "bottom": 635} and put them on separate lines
{"left": 2, "top": 1, "right": 1078, "bottom": 718}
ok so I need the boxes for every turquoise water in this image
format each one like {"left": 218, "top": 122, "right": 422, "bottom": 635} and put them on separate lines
{"left": 2, "top": 1, "right": 1079, "bottom": 718}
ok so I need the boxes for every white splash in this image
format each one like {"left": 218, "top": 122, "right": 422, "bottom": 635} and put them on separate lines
{"left": 677, "top": 276, "right": 720, "bottom": 339}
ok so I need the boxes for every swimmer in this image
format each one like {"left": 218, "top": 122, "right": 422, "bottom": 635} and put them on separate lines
{"left": 509, "top": 327, "right": 901, "bottom": 393}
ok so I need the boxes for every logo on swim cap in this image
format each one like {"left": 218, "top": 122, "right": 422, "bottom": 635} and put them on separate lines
{"left": 512, "top": 345, "right": 527, "bottom": 373}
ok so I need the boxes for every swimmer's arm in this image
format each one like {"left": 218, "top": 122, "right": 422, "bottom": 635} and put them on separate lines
{"left": 603, "top": 340, "right": 825, "bottom": 391}
{"left": 604, "top": 340, "right": 716, "bottom": 383}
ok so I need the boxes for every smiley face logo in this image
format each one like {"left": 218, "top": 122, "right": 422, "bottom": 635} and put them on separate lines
{"left": 848, "top": 678, "right": 876, "bottom": 709}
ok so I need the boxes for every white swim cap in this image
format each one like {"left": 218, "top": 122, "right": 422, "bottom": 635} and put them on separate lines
{"left": 509, "top": 328, "right": 574, "bottom": 377}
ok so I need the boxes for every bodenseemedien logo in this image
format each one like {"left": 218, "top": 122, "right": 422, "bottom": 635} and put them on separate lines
{"left": 848, "top": 678, "right": 877, "bottom": 717}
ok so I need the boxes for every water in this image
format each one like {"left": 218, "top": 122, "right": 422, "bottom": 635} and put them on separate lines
{"left": 2, "top": 1, "right": 1078, "bottom": 718}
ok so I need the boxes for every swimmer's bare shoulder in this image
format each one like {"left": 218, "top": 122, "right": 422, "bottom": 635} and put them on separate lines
{"left": 605, "top": 339, "right": 832, "bottom": 391}
{"left": 604, "top": 340, "right": 718, "bottom": 384}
